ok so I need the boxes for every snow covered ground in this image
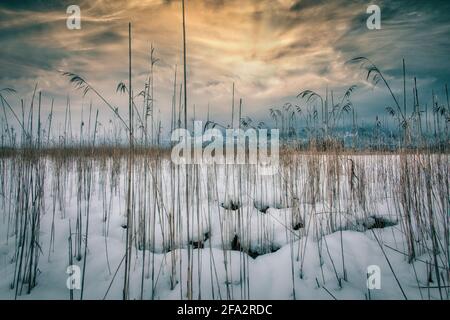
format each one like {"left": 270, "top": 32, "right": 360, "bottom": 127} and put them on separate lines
{"left": 0, "top": 153, "right": 448, "bottom": 300}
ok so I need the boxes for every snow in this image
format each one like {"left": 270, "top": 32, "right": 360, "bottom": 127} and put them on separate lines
{"left": 0, "top": 154, "right": 447, "bottom": 300}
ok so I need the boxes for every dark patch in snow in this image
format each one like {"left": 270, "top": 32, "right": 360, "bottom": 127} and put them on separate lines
{"left": 366, "top": 216, "right": 397, "bottom": 230}
{"left": 348, "top": 215, "right": 398, "bottom": 232}
{"left": 221, "top": 200, "right": 241, "bottom": 211}
{"left": 231, "top": 235, "right": 280, "bottom": 259}
{"left": 231, "top": 234, "right": 241, "bottom": 251}
{"left": 336, "top": 215, "right": 398, "bottom": 233}
{"left": 254, "top": 201, "right": 290, "bottom": 213}
{"left": 256, "top": 205, "right": 270, "bottom": 213}
{"left": 190, "top": 232, "right": 211, "bottom": 249}
{"left": 293, "top": 221, "right": 304, "bottom": 230}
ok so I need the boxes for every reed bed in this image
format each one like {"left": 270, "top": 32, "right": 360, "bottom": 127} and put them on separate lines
{"left": 0, "top": 148, "right": 448, "bottom": 300}
{"left": 0, "top": 5, "right": 448, "bottom": 300}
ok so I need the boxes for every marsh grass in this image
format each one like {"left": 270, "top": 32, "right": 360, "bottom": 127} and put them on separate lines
{"left": 0, "top": 6, "right": 448, "bottom": 300}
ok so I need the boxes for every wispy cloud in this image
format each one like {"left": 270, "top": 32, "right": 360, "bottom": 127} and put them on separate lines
{"left": 0, "top": 0, "right": 449, "bottom": 128}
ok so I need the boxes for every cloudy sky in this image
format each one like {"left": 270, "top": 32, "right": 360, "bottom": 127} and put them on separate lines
{"left": 1, "top": 0, "right": 450, "bottom": 138}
